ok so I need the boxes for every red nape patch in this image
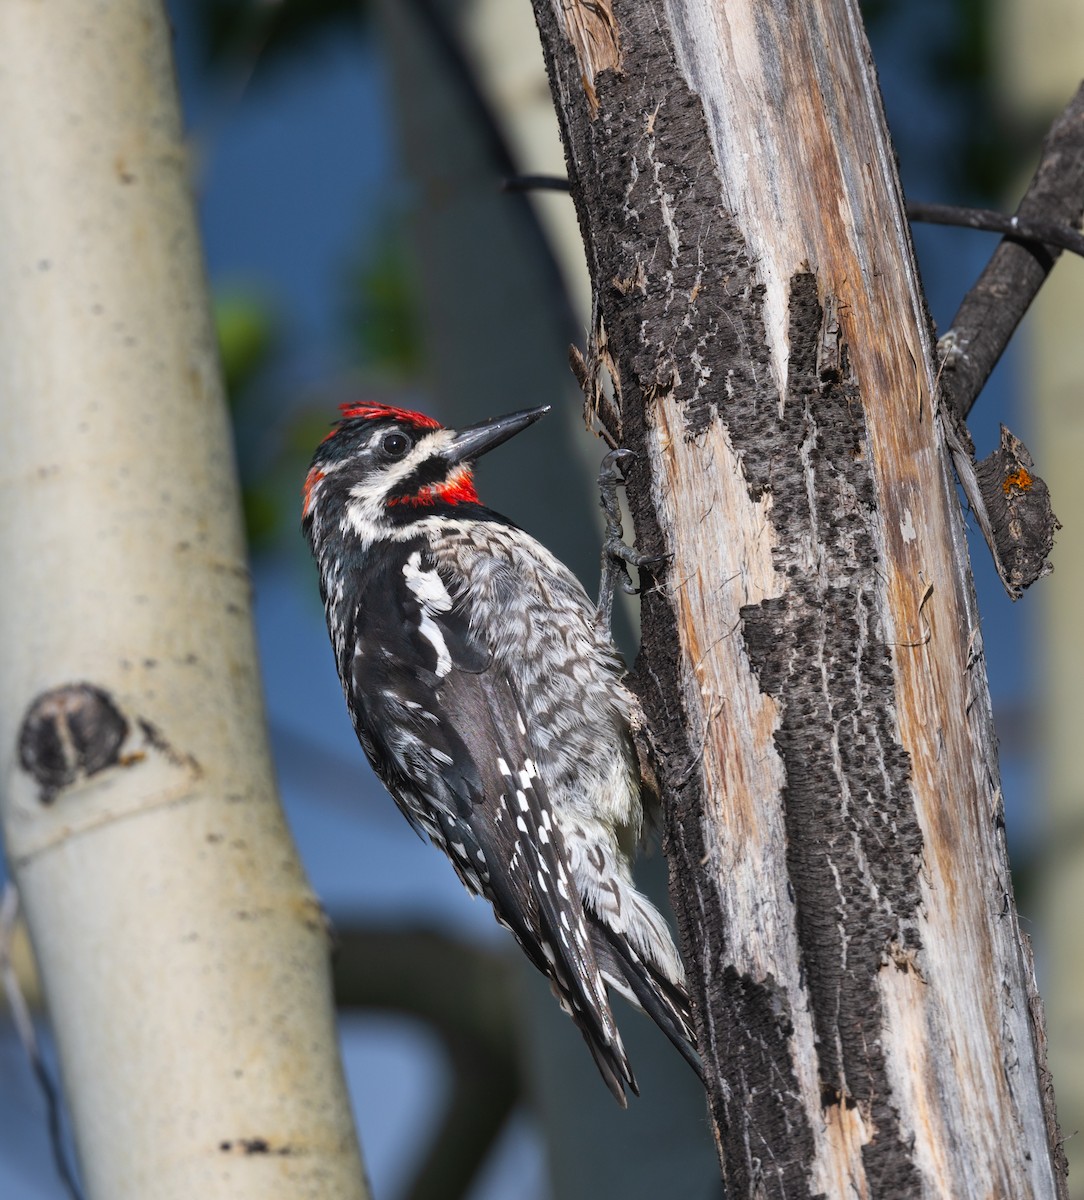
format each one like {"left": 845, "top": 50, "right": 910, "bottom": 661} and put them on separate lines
{"left": 338, "top": 402, "right": 443, "bottom": 431}
{"left": 302, "top": 467, "right": 325, "bottom": 518}
{"left": 388, "top": 465, "right": 479, "bottom": 508}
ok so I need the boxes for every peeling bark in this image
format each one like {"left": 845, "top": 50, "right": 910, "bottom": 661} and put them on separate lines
{"left": 531, "top": 0, "right": 1064, "bottom": 1195}
{"left": 554, "top": 0, "right": 622, "bottom": 115}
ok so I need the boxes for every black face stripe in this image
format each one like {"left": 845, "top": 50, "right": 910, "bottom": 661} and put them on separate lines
{"left": 390, "top": 454, "right": 453, "bottom": 501}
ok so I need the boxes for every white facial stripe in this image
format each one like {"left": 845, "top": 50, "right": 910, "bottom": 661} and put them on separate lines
{"left": 360, "top": 427, "right": 456, "bottom": 499}
{"left": 341, "top": 492, "right": 388, "bottom": 542}
{"left": 341, "top": 428, "right": 458, "bottom": 544}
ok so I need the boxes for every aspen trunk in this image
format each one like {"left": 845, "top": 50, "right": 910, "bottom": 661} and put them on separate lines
{"left": 0, "top": 3, "right": 369, "bottom": 1197}
{"left": 530, "top": 1, "right": 1064, "bottom": 1195}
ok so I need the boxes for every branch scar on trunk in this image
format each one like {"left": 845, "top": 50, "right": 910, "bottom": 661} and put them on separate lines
{"left": 552, "top": 0, "right": 623, "bottom": 115}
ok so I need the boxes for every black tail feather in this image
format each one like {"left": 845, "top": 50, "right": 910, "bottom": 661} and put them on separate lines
{"left": 568, "top": 1004, "right": 638, "bottom": 1108}
{"left": 590, "top": 918, "right": 705, "bottom": 1086}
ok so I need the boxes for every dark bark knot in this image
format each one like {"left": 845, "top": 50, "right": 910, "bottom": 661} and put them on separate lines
{"left": 18, "top": 683, "right": 129, "bottom": 803}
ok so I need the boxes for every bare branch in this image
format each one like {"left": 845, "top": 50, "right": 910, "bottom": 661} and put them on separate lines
{"left": 502, "top": 173, "right": 573, "bottom": 192}
{"left": 940, "top": 81, "right": 1084, "bottom": 420}
{"left": 907, "top": 200, "right": 1084, "bottom": 258}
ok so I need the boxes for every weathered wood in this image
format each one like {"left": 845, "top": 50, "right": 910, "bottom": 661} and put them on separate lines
{"left": 530, "top": 0, "right": 1063, "bottom": 1195}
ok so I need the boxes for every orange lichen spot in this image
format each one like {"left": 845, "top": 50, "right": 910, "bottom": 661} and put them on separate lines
{"left": 1002, "top": 468, "right": 1033, "bottom": 495}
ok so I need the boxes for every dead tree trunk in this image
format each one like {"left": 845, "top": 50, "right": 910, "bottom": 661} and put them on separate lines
{"left": 529, "top": 1, "right": 1064, "bottom": 1195}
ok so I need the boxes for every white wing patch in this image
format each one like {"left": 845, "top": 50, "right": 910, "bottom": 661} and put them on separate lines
{"left": 403, "top": 550, "right": 455, "bottom": 677}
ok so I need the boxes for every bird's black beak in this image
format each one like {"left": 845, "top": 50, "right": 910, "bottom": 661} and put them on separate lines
{"left": 444, "top": 405, "right": 550, "bottom": 466}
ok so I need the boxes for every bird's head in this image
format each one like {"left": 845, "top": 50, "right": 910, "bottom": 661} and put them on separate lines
{"left": 302, "top": 402, "right": 550, "bottom": 544}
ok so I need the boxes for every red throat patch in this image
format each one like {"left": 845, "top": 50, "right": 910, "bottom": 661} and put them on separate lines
{"left": 437, "top": 466, "right": 480, "bottom": 505}
{"left": 388, "top": 464, "right": 479, "bottom": 508}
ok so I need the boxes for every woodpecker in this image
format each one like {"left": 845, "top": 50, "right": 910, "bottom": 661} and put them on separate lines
{"left": 302, "top": 401, "right": 701, "bottom": 1103}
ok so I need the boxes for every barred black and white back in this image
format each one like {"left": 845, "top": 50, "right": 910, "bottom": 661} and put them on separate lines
{"left": 303, "top": 402, "right": 701, "bottom": 1102}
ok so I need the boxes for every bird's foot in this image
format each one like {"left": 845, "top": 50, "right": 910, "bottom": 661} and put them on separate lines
{"left": 596, "top": 449, "right": 668, "bottom": 632}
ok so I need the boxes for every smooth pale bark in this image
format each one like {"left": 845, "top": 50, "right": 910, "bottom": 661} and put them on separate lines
{"left": 530, "top": 0, "right": 1063, "bottom": 1196}
{"left": 0, "top": 3, "right": 369, "bottom": 1198}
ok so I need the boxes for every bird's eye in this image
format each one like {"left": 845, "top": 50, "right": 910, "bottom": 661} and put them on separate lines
{"left": 381, "top": 431, "right": 411, "bottom": 458}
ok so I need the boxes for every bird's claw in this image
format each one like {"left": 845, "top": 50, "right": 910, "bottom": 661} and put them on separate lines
{"left": 596, "top": 449, "right": 666, "bottom": 630}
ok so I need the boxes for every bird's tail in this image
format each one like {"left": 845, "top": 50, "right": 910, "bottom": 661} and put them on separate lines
{"left": 588, "top": 915, "right": 705, "bottom": 1084}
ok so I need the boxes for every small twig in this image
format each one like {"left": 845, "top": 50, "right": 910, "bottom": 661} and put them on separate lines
{"left": 0, "top": 884, "right": 84, "bottom": 1200}
{"left": 906, "top": 201, "right": 1084, "bottom": 259}
{"left": 406, "top": 0, "right": 580, "bottom": 345}
{"left": 938, "top": 81, "right": 1084, "bottom": 419}
{"left": 926, "top": 86, "right": 1082, "bottom": 597}
{"left": 503, "top": 175, "right": 1084, "bottom": 260}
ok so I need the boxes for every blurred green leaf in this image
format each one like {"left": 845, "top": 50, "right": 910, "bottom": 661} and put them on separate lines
{"left": 344, "top": 218, "right": 426, "bottom": 379}
{"left": 289, "top": 406, "right": 341, "bottom": 457}
{"left": 242, "top": 480, "right": 284, "bottom": 550}
{"left": 195, "top": 0, "right": 371, "bottom": 74}
{"left": 215, "top": 289, "right": 280, "bottom": 403}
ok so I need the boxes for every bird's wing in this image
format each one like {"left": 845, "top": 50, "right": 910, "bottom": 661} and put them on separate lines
{"left": 346, "top": 543, "right": 636, "bottom": 1102}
